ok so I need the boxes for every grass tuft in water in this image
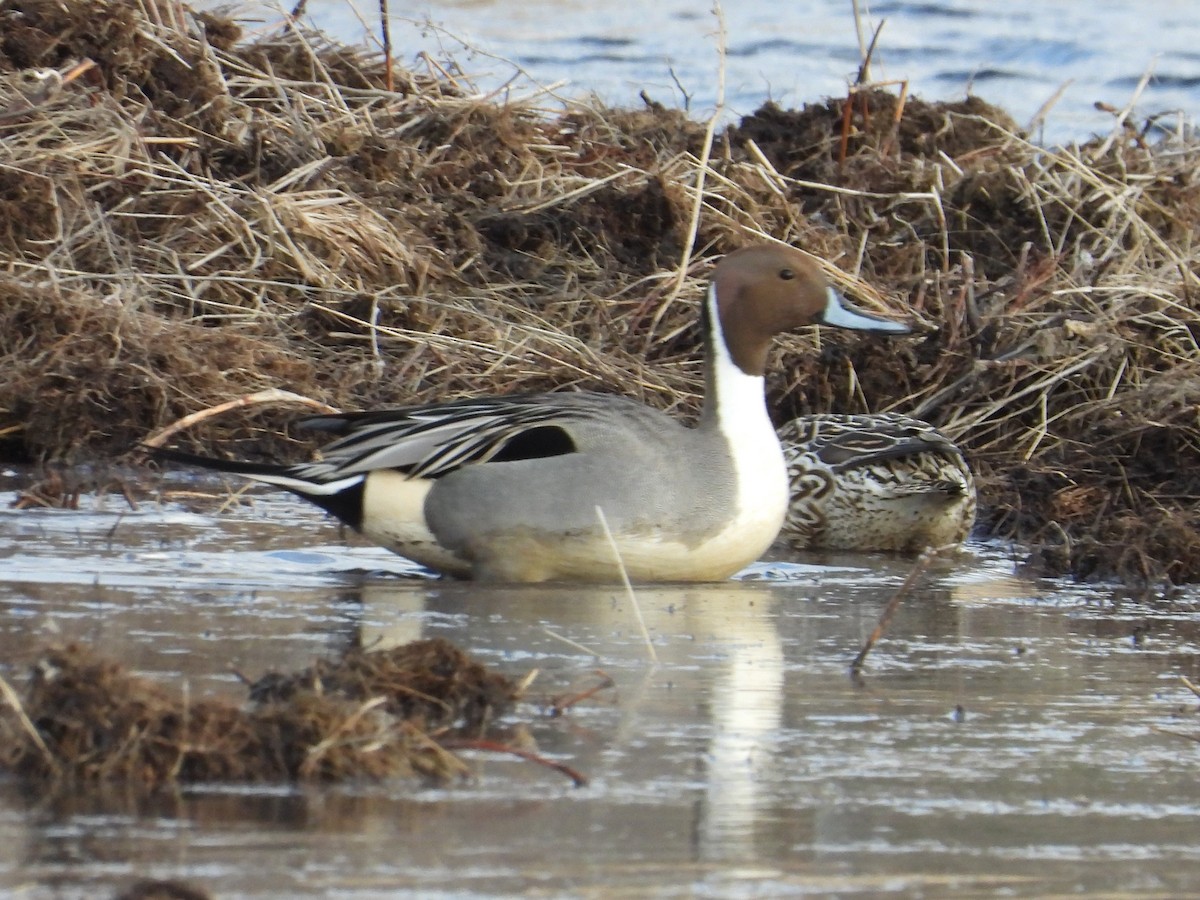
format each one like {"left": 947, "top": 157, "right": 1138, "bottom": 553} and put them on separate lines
{"left": 0, "top": 639, "right": 520, "bottom": 788}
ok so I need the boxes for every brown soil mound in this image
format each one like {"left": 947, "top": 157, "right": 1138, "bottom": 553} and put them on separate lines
{"left": 2, "top": 0, "right": 1199, "bottom": 583}
{"left": 0, "top": 639, "right": 516, "bottom": 787}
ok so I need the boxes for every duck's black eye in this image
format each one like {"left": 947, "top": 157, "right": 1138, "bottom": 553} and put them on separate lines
{"left": 779, "top": 268, "right": 796, "bottom": 281}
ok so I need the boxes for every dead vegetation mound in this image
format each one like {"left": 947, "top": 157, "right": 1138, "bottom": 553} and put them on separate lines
{"left": 246, "top": 637, "right": 515, "bottom": 729}
{"left": 2, "top": 0, "right": 1199, "bottom": 583}
{"left": 0, "top": 639, "right": 517, "bottom": 787}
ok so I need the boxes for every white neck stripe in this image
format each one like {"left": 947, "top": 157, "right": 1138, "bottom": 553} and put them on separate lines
{"left": 705, "top": 283, "right": 789, "bottom": 543}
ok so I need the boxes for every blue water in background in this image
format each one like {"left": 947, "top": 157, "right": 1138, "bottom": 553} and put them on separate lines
{"left": 230, "top": 0, "right": 1197, "bottom": 143}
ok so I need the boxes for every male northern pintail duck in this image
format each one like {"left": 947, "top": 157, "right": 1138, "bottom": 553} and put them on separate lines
{"left": 776, "top": 412, "right": 975, "bottom": 553}
{"left": 152, "top": 245, "right": 910, "bottom": 582}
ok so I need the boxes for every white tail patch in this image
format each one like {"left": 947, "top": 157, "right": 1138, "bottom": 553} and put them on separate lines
{"left": 246, "top": 472, "right": 364, "bottom": 496}
{"left": 358, "top": 470, "right": 450, "bottom": 562}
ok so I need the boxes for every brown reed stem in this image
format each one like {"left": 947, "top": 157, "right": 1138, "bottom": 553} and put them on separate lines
{"left": 439, "top": 738, "right": 590, "bottom": 787}
{"left": 850, "top": 546, "right": 953, "bottom": 674}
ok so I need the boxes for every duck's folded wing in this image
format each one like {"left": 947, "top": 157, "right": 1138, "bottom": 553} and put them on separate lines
{"left": 292, "top": 395, "right": 590, "bottom": 481}
{"left": 787, "top": 413, "right": 963, "bottom": 472}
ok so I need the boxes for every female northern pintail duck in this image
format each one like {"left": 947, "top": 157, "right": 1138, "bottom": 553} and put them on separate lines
{"left": 776, "top": 412, "right": 975, "bottom": 553}
{"left": 153, "top": 245, "right": 910, "bottom": 582}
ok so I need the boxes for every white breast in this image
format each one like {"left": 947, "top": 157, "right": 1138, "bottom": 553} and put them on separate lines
{"left": 702, "top": 293, "right": 790, "bottom": 565}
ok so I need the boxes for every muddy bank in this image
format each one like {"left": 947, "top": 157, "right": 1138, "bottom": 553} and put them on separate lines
{"left": 1, "top": 0, "right": 1199, "bottom": 583}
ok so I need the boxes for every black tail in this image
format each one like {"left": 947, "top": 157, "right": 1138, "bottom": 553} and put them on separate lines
{"left": 142, "top": 445, "right": 293, "bottom": 478}
{"left": 143, "top": 444, "right": 365, "bottom": 530}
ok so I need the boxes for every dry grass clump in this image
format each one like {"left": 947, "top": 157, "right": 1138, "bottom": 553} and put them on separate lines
{"left": 0, "top": 639, "right": 517, "bottom": 787}
{"left": 0, "top": 278, "right": 317, "bottom": 459}
{"left": 2, "top": 0, "right": 1200, "bottom": 582}
{"left": 246, "top": 637, "right": 516, "bottom": 730}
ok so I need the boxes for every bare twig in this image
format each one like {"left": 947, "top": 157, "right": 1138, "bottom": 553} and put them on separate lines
{"left": 850, "top": 546, "right": 955, "bottom": 673}
{"left": 439, "top": 737, "right": 590, "bottom": 786}
{"left": 0, "top": 672, "right": 59, "bottom": 775}
{"left": 140, "top": 389, "right": 340, "bottom": 449}
{"left": 662, "top": 1, "right": 727, "bottom": 316}
{"left": 549, "top": 671, "right": 616, "bottom": 717}
{"left": 379, "top": 0, "right": 394, "bottom": 93}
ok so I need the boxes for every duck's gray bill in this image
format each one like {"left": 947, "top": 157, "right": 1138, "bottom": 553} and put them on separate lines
{"left": 819, "top": 286, "right": 911, "bottom": 333}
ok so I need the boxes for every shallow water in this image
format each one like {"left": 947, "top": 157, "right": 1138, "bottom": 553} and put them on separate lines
{"left": 3, "top": 475, "right": 1200, "bottom": 897}
{"left": 225, "top": 0, "right": 1200, "bottom": 144}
